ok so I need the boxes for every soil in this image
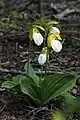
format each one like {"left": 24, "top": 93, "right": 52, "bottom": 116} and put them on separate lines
{"left": 0, "top": 0, "right": 80, "bottom": 120}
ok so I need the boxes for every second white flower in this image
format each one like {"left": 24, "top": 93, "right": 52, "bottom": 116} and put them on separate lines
{"left": 33, "top": 32, "right": 43, "bottom": 46}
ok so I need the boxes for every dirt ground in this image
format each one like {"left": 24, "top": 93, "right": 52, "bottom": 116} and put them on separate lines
{"left": 0, "top": 0, "right": 80, "bottom": 120}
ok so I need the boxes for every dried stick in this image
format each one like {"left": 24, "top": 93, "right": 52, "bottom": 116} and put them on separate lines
{"left": 0, "top": 67, "right": 64, "bottom": 75}
{"left": 53, "top": 8, "right": 80, "bottom": 20}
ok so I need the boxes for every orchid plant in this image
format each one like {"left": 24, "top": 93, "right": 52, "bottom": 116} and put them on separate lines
{"left": 2, "top": 19, "right": 79, "bottom": 120}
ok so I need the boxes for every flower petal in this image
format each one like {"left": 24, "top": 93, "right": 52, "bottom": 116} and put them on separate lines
{"left": 47, "top": 34, "right": 55, "bottom": 47}
{"left": 54, "top": 33, "right": 62, "bottom": 40}
{"left": 38, "top": 54, "right": 46, "bottom": 65}
{"left": 51, "top": 40, "right": 62, "bottom": 52}
{"left": 33, "top": 32, "right": 43, "bottom": 46}
{"left": 51, "top": 27, "right": 60, "bottom": 34}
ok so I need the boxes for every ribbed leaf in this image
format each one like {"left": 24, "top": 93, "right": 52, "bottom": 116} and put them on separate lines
{"left": 20, "top": 76, "right": 41, "bottom": 106}
{"left": 41, "top": 73, "right": 77, "bottom": 105}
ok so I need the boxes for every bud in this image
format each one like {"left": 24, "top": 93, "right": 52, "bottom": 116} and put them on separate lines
{"left": 38, "top": 54, "right": 46, "bottom": 65}
{"left": 42, "top": 47, "right": 47, "bottom": 54}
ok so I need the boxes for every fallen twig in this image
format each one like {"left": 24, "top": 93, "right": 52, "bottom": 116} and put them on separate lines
{"left": 59, "top": 23, "right": 80, "bottom": 27}
{"left": 29, "top": 107, "right": 52, "bottom": 120}
{"left": 0, "top": 104, "right": 7, "bottom": 113}
{"left": 1, "top": 61, "right": 9, "bottom": 66}
{"left": 53, "top": 8, "right": 80, "bottom": 20}
{"left": 1, "top": 29, "right": 80, "bottom": 42}
{"left": 61, "top": 30, "right": 80, "bottom": 35}
{"left": 0, "top": 67, "right": 64, "bottom": 75}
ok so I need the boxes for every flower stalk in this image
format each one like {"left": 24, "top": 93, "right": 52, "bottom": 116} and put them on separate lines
{"left": 44, "top": 27, "right": 49, "bottom": 75}
{"left": 41, "top": 65, "right": 43, "bottom": 78}
{"left": 37, "top": 0, "right": 44, "bottom": 17}
{"left": 27, "top": 40, "right": 31, "bottom": 75}
{"left": 45, "top": 46, "right": 49, "bottom": 76}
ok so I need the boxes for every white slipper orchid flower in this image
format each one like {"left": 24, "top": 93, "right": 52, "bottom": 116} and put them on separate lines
{"left": 38, "top": 53, "right": 46, "bottom": 65}
{"left": 51, "top": 39, "right": 62, "bottom": 52}
{"left": 33, "top": 32, "right": 43, "bottom": 46}
{"left": 47, "top": 34, "right": 62, "bottom": 52}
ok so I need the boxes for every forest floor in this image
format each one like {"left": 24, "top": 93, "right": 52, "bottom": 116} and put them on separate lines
{"left": 0, "top": 0, "right": 80, "bottom": 119}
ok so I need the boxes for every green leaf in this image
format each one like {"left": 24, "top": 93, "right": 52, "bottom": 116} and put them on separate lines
{"left": 41, "top": 73, "right": 77, "bottom": 105}
{"left": 20, "top": 76, "right": 41, "bottom": 106}
{"left": 2, "top": 81, "right": 17, "bottom": 89}
{"left": 34, "top": 25, "right": 45, "bottom": 31}
{"left": 12, "top": 75, "right": 23, "bottom": 84}
{"left": 62, "top": 92, "right": 80, "bottom": 113}
{"left": 2, "top": 75, "right": 26, "bottom": 89}
{"left": 24, "top": 62, "right": 40, "bottom": 86}
{"left": 51, "top": 110, "right": 66, "bottom": 120}
{"left": 47, "top": 20, "right": 59, "bottom": 25}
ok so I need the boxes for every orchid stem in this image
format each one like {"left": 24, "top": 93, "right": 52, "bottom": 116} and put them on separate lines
{"left": 45, "top": 47, "right": 49, "bottom": 76}
{"left": 27, "top": 40, "right": 31, "bottom": 75}
{"left": 41, "top": 65, "right": 43, "bottom": 78}
{"left": 43, "top": 28, "right": 49, "bottom": 76}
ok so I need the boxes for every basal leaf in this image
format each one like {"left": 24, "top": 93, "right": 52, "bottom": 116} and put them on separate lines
{"left": 41, "top": 73, "right": 77, "bottom": 105}
{"left": 20, "top": 76, "right": 41, "bottom": 106}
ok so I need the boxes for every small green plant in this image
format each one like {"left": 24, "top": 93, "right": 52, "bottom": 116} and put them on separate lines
{"left": 2, "top": 62, "right": 76, "bottom": 107}
{"left": 2, "top": 19, "right": 79, "bottom": 119}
